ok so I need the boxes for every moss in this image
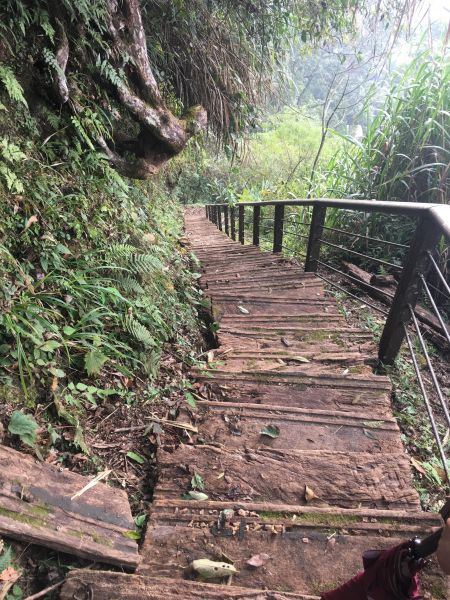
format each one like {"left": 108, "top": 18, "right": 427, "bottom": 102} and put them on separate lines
{"left": 348, "top": 365, "right": 367, "bottom": 375}
{"left": 30, "top": 504, "right": 52, "bottom": 518}
{"left": 91, "top": 532, "right": 114, "bottom": 547}
{"left": 0, "top": 506, "right": 47, "bottom": 528}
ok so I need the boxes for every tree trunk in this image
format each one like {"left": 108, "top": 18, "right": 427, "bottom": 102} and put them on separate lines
{"left": 53, "top": 0, "right": 207, "bottom": 179}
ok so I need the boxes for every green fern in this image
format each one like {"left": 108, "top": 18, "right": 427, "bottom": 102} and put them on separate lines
{"left": 109, "top": 243, "right": 163, "bottom": 274}
{"left": 0, "top": 163, "right": 24, "bottom": 193}
{"left": 117, "top": 275, "right": 145, "bottom": 295}
{"left": 125, "top": 315, "right": 156, "bottom": 348}
{"left": 0, "top": 65, "right": 27, "bottom": 106}
{"left": 0, "top": 545, "right": 13, "bottom": 572}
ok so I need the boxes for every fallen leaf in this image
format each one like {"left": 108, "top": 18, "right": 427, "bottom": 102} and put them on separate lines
{"left": 237, "top": 305, "right": 249, "bottom": 314}
{"left": 182, "top": 491, "right": 209, "bottom": 501}
{"left": 190, "top": 559, "right": 238, "bottom": 579}
{"left": 260, "top": 424, "right": 280, "bottom": 438}
{"left": 246, "top": 553, "right": 270, "bottom": 568}
{"left": 24, "top": 215, "right": 38, "bottom": 229}
{"left": 281, "top": 337, "right": 291, "bottom": 347}
{"left": 292, "top": 356, "right": 310, "bottom": 363}
{"left": 0, "top": 567, "right": 19, "bottom": 582}
{"left": 305, "top": 484, "right": 318, "bottom": 502}
{"left": 126, "top": 451, "right": 145, "bottom": 465}
{"left": 50, "top": 377, "right": 58, "bottom": 392}
{"left": 444, "top": 429, "right": 449, "bottom": 446}
{"left": 206, "top": 350, "right": 214, "bottom": 363}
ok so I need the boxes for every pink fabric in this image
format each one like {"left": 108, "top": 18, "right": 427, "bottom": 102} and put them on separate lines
{"left": 321, "top": 543, "right": 423, "bottom": 600}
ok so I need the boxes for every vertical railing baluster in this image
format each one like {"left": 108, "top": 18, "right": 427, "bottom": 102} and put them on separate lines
{"left": 238, "top": 205, "right": 245, "bottom": 244}
{"left": 379, "top": 216, "right": 442, "bottom": 364}
{"left": 217, "top": 205, "right": 223, "bottom": 231}
{"left": 273, "top": 204, "right": 284, "bottom": 253}
{"left": 212, "top": 206, "right": 217, "bottom": 226}
{"left": 205, "top": 205, "right": 209, "bottom": 220}
{"left": 252, "top": 205, "right": 260, "bottom": 246}
{"left": 305, "top": 205, "right": 327, "bottom": 272}
{"left": 224, "top": 205, "right": 229, "bottom": 236}
{"left": 230, "top": 207, "right": 236, "bottom": 240}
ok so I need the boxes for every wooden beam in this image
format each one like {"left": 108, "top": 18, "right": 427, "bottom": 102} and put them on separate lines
{"left": 61, "top": 571, "right": 318, "bottom": 599}
{"left": 0, "top": 445, "right": 139, "bottom": 569}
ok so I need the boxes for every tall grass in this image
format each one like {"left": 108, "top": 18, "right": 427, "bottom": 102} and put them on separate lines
{"left": 323, "top": 50, "right": 449, "bottom": 206}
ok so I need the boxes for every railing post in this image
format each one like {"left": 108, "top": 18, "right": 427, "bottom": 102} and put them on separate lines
{"left": 217, "top": 205, "right": 223, "bottom": 231}
{"left": 252, "top": 205, "right": 260, "bottom": 246}
{"left": 205, "top": 205, "right": 209, "bottom": 220}
{"left": 224, "top": 205, "right": 229, "bottom": 236}
{"left": 379, "top": 215, "right": 442, "bottom": 365}
{"left": 305, "top": 204, "right": 327, "bottom": 272}
{"left": 212, "top": 205, "right": 217, "bottom": 226}
{"left": 238, "top": 205, "right": 245, "bottom": 244}
{"left": 273, "top": 204, "right": 284, "bottom": 253}
{"left": 230, "top": 207, "right": 236, "bottom": 240}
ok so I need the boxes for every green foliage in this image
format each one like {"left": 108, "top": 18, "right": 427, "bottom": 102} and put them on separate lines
{"left": 0, "top": 57, "right": 202, "bottom": 454}
{"left": 0, "top": 66, "right": 27, "bottom": 106}
{"left": 0, "top": 545, "right": 13, "bottom": 572}
{"left": 174, "top": 110, "right": 338, "bottom": 206}
{"left": 8, "top": 411, "right": 38, "bottom": 447}
{"left": 322, "top": 51, "right": 449, "bottom": 207}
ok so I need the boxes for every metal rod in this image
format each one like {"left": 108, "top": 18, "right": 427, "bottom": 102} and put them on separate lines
{"left": 281, "top": 246, "right": 307, "bottom": 258}
{"left": 284, "top": 229, "right": 310, "bottom": 240}
{"left": 404, "top": 325, "right": 450, "bottom": 482}
{"left": 317, "top": 259, "right": 395, "bottom": 301}
{"left": 253, "top": 205, "right": 260, "bottom": 246}
{"left": 238, "top": 205, "right": 245, "bottom": 245}
{"left": 379, "top": 217, "right": 441, "bottom": 365}
{"left": 314, "top": 273, "right": 389, "bottom": 315}
{"left": 224, "top": 205, "right": 230, "bottom": 236}
{"left": 318, "top": 238, "right": 402, "bottom": 271}
{"left": 230, "top": 206, "right": 236, "bottom": 241}
{"left": 273, "top": 204, "right": 284, "bottom": 253}
{"left": 305, "top": 205, "right": 327, "bottom": 272}
{"left": 427, "top": 282, "right": 450, "bottom": 303}
{"left": 320, "top": 224, "right": 410, "bottom": 249}
{"left": 420, "top": 275, "right": 450, "bottom": 345}
{"left": 427, "top": 252, "right": 450, "bottom": 298}
{"left": 408, "top": 306, "right": 450, "bottom": 428}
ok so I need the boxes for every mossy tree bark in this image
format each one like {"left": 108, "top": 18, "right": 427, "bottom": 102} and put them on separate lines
{"left": 53, "top": 0, "right": 207, "bottom": 179}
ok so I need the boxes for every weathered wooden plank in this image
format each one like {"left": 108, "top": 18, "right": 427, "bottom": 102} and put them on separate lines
{"left": 0, "top": 445, "right": 139, "bottom": 568}
{"left": 196, "top": 401, "right": 403, "bottom": 454}
{"left": 61, "top": 571, "right": 319, "bottom": 599}
{"left": 155, "top": 444, "right": 420, "bottom": 511}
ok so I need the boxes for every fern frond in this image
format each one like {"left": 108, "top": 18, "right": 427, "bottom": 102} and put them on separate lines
{"left": 109, "top": 244, "right": 163, "bottom": 274}
{"left": 116, "top": 275, "right": 145, "bottom": 295}
{"left": 124, "top": 315, "right": 156, "bottom": 348}
{"left": 0, "top": 66, "right": 27, "bottom": 106}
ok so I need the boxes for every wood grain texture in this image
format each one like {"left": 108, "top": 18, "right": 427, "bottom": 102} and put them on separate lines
{"left": 61, "top": 571, "right": 319, "bottom": 599}
{"left": 155, "top": 444, "right": 420, "bottom": 510}
{"left": 0, "top": 445, "right": 139, "bottom": 568}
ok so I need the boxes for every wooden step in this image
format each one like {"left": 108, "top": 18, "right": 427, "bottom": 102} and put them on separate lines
{"left": 194, "top": 401, "right": 403, "bottom": 453}
{"left": 154, "top": 444, "right": 420, "bottom": 511}
{"left": 206, "top": 350, "right": 373, "bottom": 371}
{"left": 0, "top": 445, "right": 139, "bottom": 568}
{"left": 212, "top": 297, "right": 339, "bottom": 317}
{"left": 196, "top": 372, "right": 391, "bottom": 414}
{"left": 61, "top": 572, "right": 320, "bottom": 599}
{"left": 138, "top": 505, "right": 443, "bottom": 596}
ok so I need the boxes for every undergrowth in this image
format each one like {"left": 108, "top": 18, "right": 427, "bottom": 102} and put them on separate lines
{"left": 0, "top": 65, "right": 204, "bottom": 457}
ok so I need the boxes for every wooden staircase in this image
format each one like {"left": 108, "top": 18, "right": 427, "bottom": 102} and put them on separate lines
{"left": 61, "top": 208, "right": 446, "bottom": 599}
